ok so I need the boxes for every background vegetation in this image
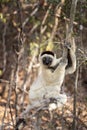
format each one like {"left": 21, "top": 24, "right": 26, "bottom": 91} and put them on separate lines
{"left": 0, "top": 0, "right": 87, "bottom": 130}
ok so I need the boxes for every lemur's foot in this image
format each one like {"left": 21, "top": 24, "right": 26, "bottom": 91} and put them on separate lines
{"left": 16, "top": 117, "right": 26, "bottom": 130}
{"left": 56, "top": 93, "right": 67, "bottom": 107}
{"left": 48, "top": 94, "right": 67, "bottom": 111}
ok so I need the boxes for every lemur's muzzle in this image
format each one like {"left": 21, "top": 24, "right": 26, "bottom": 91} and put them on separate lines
{"left": 42, "top": 57, "right": 52, "bottom": 66}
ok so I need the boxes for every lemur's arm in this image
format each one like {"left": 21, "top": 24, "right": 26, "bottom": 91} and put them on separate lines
{"left": 65, "top": 38, "right": 76, "bottom": 75}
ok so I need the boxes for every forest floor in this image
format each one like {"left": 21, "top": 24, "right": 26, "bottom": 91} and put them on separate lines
{"left": 0, "top": 73, "right": 87, "bottom": 130}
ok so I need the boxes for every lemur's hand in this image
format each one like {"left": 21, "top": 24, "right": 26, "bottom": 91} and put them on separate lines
{"left": 64, "top": 37, "right": 76, "bottom": 53}
{"left": 64, "top": 42, "right": 71, "bottom": 49}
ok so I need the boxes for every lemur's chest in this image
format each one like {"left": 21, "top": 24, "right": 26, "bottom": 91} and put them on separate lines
{"left": 43, "top": 69, "right": 65, "bottom": 85}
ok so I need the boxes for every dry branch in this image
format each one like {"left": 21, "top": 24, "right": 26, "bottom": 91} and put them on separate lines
{"left": 40, "top": 4, "right": 52, "bottom": 34}
{"left": 50, "top": 0, "right": 65, "bottom": 42}
{"left": 1, "top": 69, "right": 15, "bottom": 130}
{"left": 66, "top": 0, "right": 78, "bottom": 40}
{"left": 72, "top": 66, "right": 79, "bottom": 130}
{"left": 2, "top": 22, "right": 8, "bottom": 75}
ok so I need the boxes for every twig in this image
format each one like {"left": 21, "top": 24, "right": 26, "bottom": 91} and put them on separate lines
{"left": 64, "top": 16, "right": 78, "bottom": 25}
{"left": 1, "top": 69, "right": 15, "bottom": 129}
{"left": 16, "top": 0, "right": 23, "bottom": 32}
{"left": 51, "top": 0, "right": 65, "bottom": 41}
{"left": 9, "top": 69, "right": 16, "bottom": 128}
{"left": 72, "top": 64, "right": 79, "bottom": 130}
{"left": 42, "top": 4, "right": 52, "bottom": 26}
{"left": 15, "top": 0, "right": 27, "bottom": 112}
{"left": 2, "top": 21, "right": 8, "bottom": 74}
{"left": 22, "top": 2, "right": 40, "bottom": 29}
{"left": 29, "top": 23, "right": 40, "bottom": 36}
{"left": 0, "top": 79, "right": 10, "bottom": 83}
{"left": 66, "top": 0, "right": 78, "bottom": 39}
{"left": 40, "top": 4, "right": 52, "bottom": 34}
{"left": 69, "top": 0, "right": 78, "bottom": 33}
{"left": 20, "top": 47, "right": 39, "bottom": 109}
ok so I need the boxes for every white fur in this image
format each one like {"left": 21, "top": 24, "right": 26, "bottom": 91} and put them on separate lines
{"left": 29, "top": 55, "right": 67, "bottom": 108}
{"left": 21, "top": 46, "right": 76, "bottom": 116}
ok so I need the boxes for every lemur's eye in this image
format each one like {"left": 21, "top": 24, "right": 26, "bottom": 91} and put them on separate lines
{"left": 49, "top": 57, "right": 52, "bottom": 62}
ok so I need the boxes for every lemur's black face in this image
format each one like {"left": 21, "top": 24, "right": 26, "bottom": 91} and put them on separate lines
{"left": 42, "top": 56, "right": 53, "bottom": 66}
{"left": 40, "top": 51, "right": 55, "bottom": 66}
